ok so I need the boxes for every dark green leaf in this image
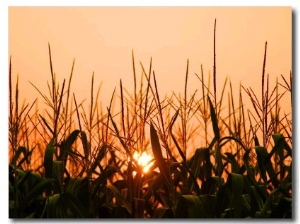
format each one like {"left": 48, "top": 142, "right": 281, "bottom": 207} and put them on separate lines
{"left": 153, "top": 207, "right": 174, "bottom": 218}
{"left": 46, "top": 194, "right": 61, "bottom": 218}
{"left": 175, "top": 195, "right": 204, "bottom": 218}
{"left": 199, "top": 194, "right": 218, "bottom": 218}
{"left": 250, "top": 186, "right": 264, "bottom": 211}
{"left": 20, "top": 178, "right": 54, "bottom": 211}
{"left": 64, "top": 192, "right": 89, "bottom": 218}
{"left": 226, "top": 173, "right": 244, "bottom": 218}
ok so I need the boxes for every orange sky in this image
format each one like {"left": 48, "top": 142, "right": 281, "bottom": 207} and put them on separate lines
{"left": 9, "top": 6, "right": 291, "bottom": 118}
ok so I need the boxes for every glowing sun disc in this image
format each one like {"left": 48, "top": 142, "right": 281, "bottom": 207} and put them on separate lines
{"left": 133, "top": 151, "right": 153, "bottom": 173}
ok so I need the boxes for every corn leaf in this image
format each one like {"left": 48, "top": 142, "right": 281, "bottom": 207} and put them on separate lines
{"left": 107, "top": 184, "right": 131, "bottom": 214}
{"left": 80, "top": 131, "right": 89, "bottom": 160}
{"left": 133, "top": 198, "right": 145, "bottom": 218}
{"left": 175, "top": 195, "right": 204, "bottom": 218}
{"left": 64, "top": 192, "right": 89, "bottom": 218}
{"left": 46, "top": 194, "right": 61, "bottom": 218}
{"left": 255, "top": 146, "right": 278, "bottom": 187}
{"left": 223, "top": 152, "right": 240, "bottom": 174}
{"left": 250, "top": 185, "right": 264, "bottom": 211}
{"left": 226, "top": 173, "right": 244, "bottom": 218}
{"left": 91, "top": 165, "right": 118, "bottom": 198}
{"left": 169, "top": 110, "right": 185, "bottom": 161}
{"left": 20, "top": 178, "right": 54, "bottom": 211}
{"left": 89, "top": 145, "right": 107, "bottom": 175}
{"left": 199, "top": 194, "right": 218, "bottom": 218}
{"left": 11, "top": 146, "right": 26, "bottom": 166}
{"left": 153, "top": 207, "right": 174, "bottom": 218}
{"left": 52, "top": 160, "right": 63, "bottom": 193}
{"left": 208, "top": 95, "right": 220, "bottom": 140}
{"left": 44, "top": 140, "right": 54, "bottom": 179}
{"left": 150, "top": 123, "right": 171, "bottom": 187}
{"left": 271, "top": 133, "right": 286, "bottom": 180}
{"left": 63, "top": 129, "right": 80, "bottom": 153}
{"left": 39, "top": 115, "right": 54, "bottom": 135}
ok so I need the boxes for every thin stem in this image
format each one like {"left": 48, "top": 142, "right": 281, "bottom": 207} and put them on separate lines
{"left": 213, "top": 18, "right": 217, "bottom": 108}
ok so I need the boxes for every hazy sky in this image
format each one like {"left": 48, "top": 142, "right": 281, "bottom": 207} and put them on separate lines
{"left": 9, "top": 7, "right": 291, "bottom": 113}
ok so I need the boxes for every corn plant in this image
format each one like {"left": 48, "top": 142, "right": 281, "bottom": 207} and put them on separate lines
{"left": 9, "top": 20, "right": 292, "bottom": 218}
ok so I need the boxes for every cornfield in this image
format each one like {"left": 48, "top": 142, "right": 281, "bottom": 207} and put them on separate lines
{"left": 9, "top": 21, "right": 292, "bottom": 219}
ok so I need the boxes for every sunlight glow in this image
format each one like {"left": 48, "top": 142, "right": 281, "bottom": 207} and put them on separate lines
{"left": 133, "top": 151, "right": 153, "bottom": 173}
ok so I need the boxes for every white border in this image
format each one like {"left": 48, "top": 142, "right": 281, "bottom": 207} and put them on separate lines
{"left": 5, "top": 0, "right": 299, "bottom": 7}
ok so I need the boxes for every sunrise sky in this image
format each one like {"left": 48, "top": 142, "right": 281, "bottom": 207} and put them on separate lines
{"left": 8, "top": 6, "right": 292, "bottom": 113}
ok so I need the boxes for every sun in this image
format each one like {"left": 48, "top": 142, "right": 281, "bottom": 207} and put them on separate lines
{"left": 133, "top": 151, "right": 153, "bottom": 173}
